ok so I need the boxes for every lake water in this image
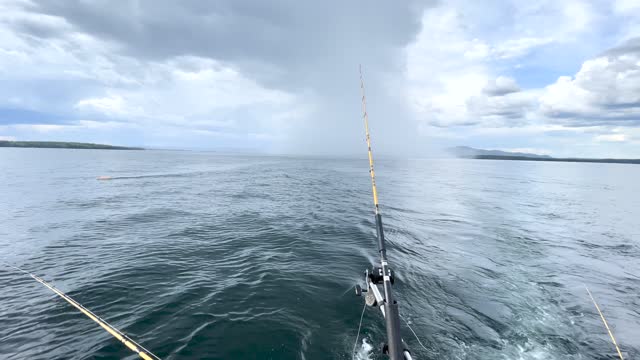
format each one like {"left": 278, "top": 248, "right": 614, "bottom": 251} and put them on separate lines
{"left": 1, "top": 148, "right": 638, "bottom": 359}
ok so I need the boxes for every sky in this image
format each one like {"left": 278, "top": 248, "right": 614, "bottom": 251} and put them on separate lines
{"left": 0, "top": 0, "right": 639, "bottom": 158}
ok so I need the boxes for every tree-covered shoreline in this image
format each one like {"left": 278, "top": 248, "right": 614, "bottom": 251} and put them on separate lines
{"left": 0, "top": 141, "right": 143, "bottom": 150}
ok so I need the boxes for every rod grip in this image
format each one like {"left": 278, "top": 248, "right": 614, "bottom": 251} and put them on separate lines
{"left": 384, "top": 301, "right": 404, "bottom": 360}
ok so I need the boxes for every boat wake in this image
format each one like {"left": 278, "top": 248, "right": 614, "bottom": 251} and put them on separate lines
{"left": 354, "top": 338, "right": 373, "bottom": 360}
{"left": 96, "top": 171, "right": 214, "bottom": 181}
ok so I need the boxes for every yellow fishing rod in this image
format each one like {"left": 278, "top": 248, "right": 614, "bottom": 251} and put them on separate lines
{"left": 4, "top": 263, "right": 161, "bottom": 360}
{"left": 586, "top": 285, "right": 624, "bottom": 360}
{"left": 354, "top": 66, "right": 411, "bottom": 360}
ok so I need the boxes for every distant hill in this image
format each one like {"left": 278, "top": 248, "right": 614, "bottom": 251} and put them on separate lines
{"left": 448, "top": 146, "right": 640, "bottom": 165}
{"left": 0, "top": 141, "right": 143, "bottom": 150}
{"left": 449, "top": 146, "right": 552, "bottom": 159}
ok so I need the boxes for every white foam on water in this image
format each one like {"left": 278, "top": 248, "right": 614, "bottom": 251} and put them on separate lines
{"left": 354, "top": 338, "right": 373, "bottom": 360}
{"left": 449, "top": 337, "right": 561, "bottom": 360}
{"left": 512, "top": 342, "right": 556, "bottom": 360}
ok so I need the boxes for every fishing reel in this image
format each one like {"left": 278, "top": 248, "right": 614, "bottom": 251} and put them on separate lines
{"left": 355, "top": 268, "right": 413, "bottom": 359}
{"left": 354, "top": 267, "right": 394, "bottom": 308}
{"left": 354, "top": 269, "right": 369, "bottom": 297}
{"left": 354, "top": 272, "right": 379, "bottom": 308}
{"left": 368, "top": 266, "right": 394, "bottom": 285}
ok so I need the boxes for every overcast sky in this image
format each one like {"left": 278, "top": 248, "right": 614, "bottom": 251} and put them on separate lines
{"left": 1, "top": 0, "right": 639, "bottom": 157}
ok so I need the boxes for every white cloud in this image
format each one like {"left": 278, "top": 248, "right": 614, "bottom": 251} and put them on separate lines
{"left": 492, "top": 37, "right": 554, "bottom": 59}
{"left": 470, "top": 124, "right": 598, "bottom": 136}
{"left": 539, "top": 42, "right": 640, "bottom": 123}
{"left": 0, "top": 4, "right": 304, "bottom": 149}
{"left": 500, "top": 147, "right": 552, "bottom": 155}
{"left": 72, "top": 58, "right": 297, "bottom": 125}
{"left": 483, "top": 76, "right": 520, "bottom": 96}
{"left": 407, "top": 9, "right": 538, "bottom": 129}
{"left": 406, "top": 0, "right": 639, "bottom": 160}
{"left": 75, "top": 95, "right": 125, "bottom": 115}
{"left": 405, "top": 1, "right": 587, "bottom": 130}
{"left": 74, "top": 120, "right": 129, "bottom": 130}
{"left": 613, "top": 0, "right": 640, "bottom": 14}
{"left": 561, "top": 0, "right": 595, "bottom": 33}
{"left": 595, "top": 133, "right": 628, "bottom": 142}
{"left": 407, "top": 5, "right": 491, "bottom": 128}
{"left": 467, "top": 88, "right": 539, "bottom": 125}
{"left": 11, "top": 124, "right": 68, "bottom": 133}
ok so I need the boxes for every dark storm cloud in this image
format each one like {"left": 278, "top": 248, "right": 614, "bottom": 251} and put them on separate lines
{"left": 16, "top": 0, "right": 434, "bottom": 155}
{"left": 603, "top": 37, "right": 640, "bottom": 57}
{"left": 9, "top": 17, "right": 69, "bottom": 40}
{"left": 25, "top": 0, "right": 428, "bottom": 91}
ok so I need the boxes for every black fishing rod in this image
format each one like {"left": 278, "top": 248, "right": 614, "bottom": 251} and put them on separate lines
{"left": 354, "top": 67, "right": 412, "bottom": 360}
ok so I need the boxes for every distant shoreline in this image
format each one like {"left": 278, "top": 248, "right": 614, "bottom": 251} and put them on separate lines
{"left": 449, "top": 146, "right": 640, "bottom": 165}
{"left": 0, "top": 141, "right": 144, "bottom": 150}
{"left": 473, "top": 155, "right": 640, "bottom": 165}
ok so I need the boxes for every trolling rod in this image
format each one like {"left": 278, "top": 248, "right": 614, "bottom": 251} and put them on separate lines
{"left": 354, "top": 67, "right": 412, "bottom": 360}
{"left": 585, "top": 286, "right": 624, "bottom": 360}
{"left": 3, "top": 263, "right": 160, "bottom": 360}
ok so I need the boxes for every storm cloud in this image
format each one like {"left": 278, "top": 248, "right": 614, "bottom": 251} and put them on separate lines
{"left": 2, "top": 0, "right": 432, "bottom": 154}
{"left": 1, "top": 0, "right": 639, "bottom": 157}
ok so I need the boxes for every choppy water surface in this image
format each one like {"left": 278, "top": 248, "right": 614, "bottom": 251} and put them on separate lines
{"left": 1, "top": 148, "right": 639, "bottom": 359}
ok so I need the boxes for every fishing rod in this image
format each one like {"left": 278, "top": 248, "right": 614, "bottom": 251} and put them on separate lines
{"left": 349, "top": 70, "right": 625, "bottom": 360}
{"left": 353, "top": 67, "right": 412, "bottom": 360}
{"left": 3, "top": 263, "right": 161, "bottom": 360}
{"left": 585, "top": 285, "right": 624, "bottom": 360}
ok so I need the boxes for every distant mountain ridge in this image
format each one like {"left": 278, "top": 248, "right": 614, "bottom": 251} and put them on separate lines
{"left": 449, "top": 146, "right": 552, "bottom": 159}
{"left": 448, "top": 146, "right": 640, "bottom": 165}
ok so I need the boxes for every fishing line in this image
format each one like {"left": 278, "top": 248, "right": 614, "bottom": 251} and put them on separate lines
{"left": 2, "top": 262, "right": 161, "bottom": 360}
{"left": 400, "top": 314, "right": 428, "bottom": 352}
{"left": 352, "top": 301, "right": 367, "bottom": 359}
{"left": 585, "top": 285, "right": 624, "bottom": 360}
